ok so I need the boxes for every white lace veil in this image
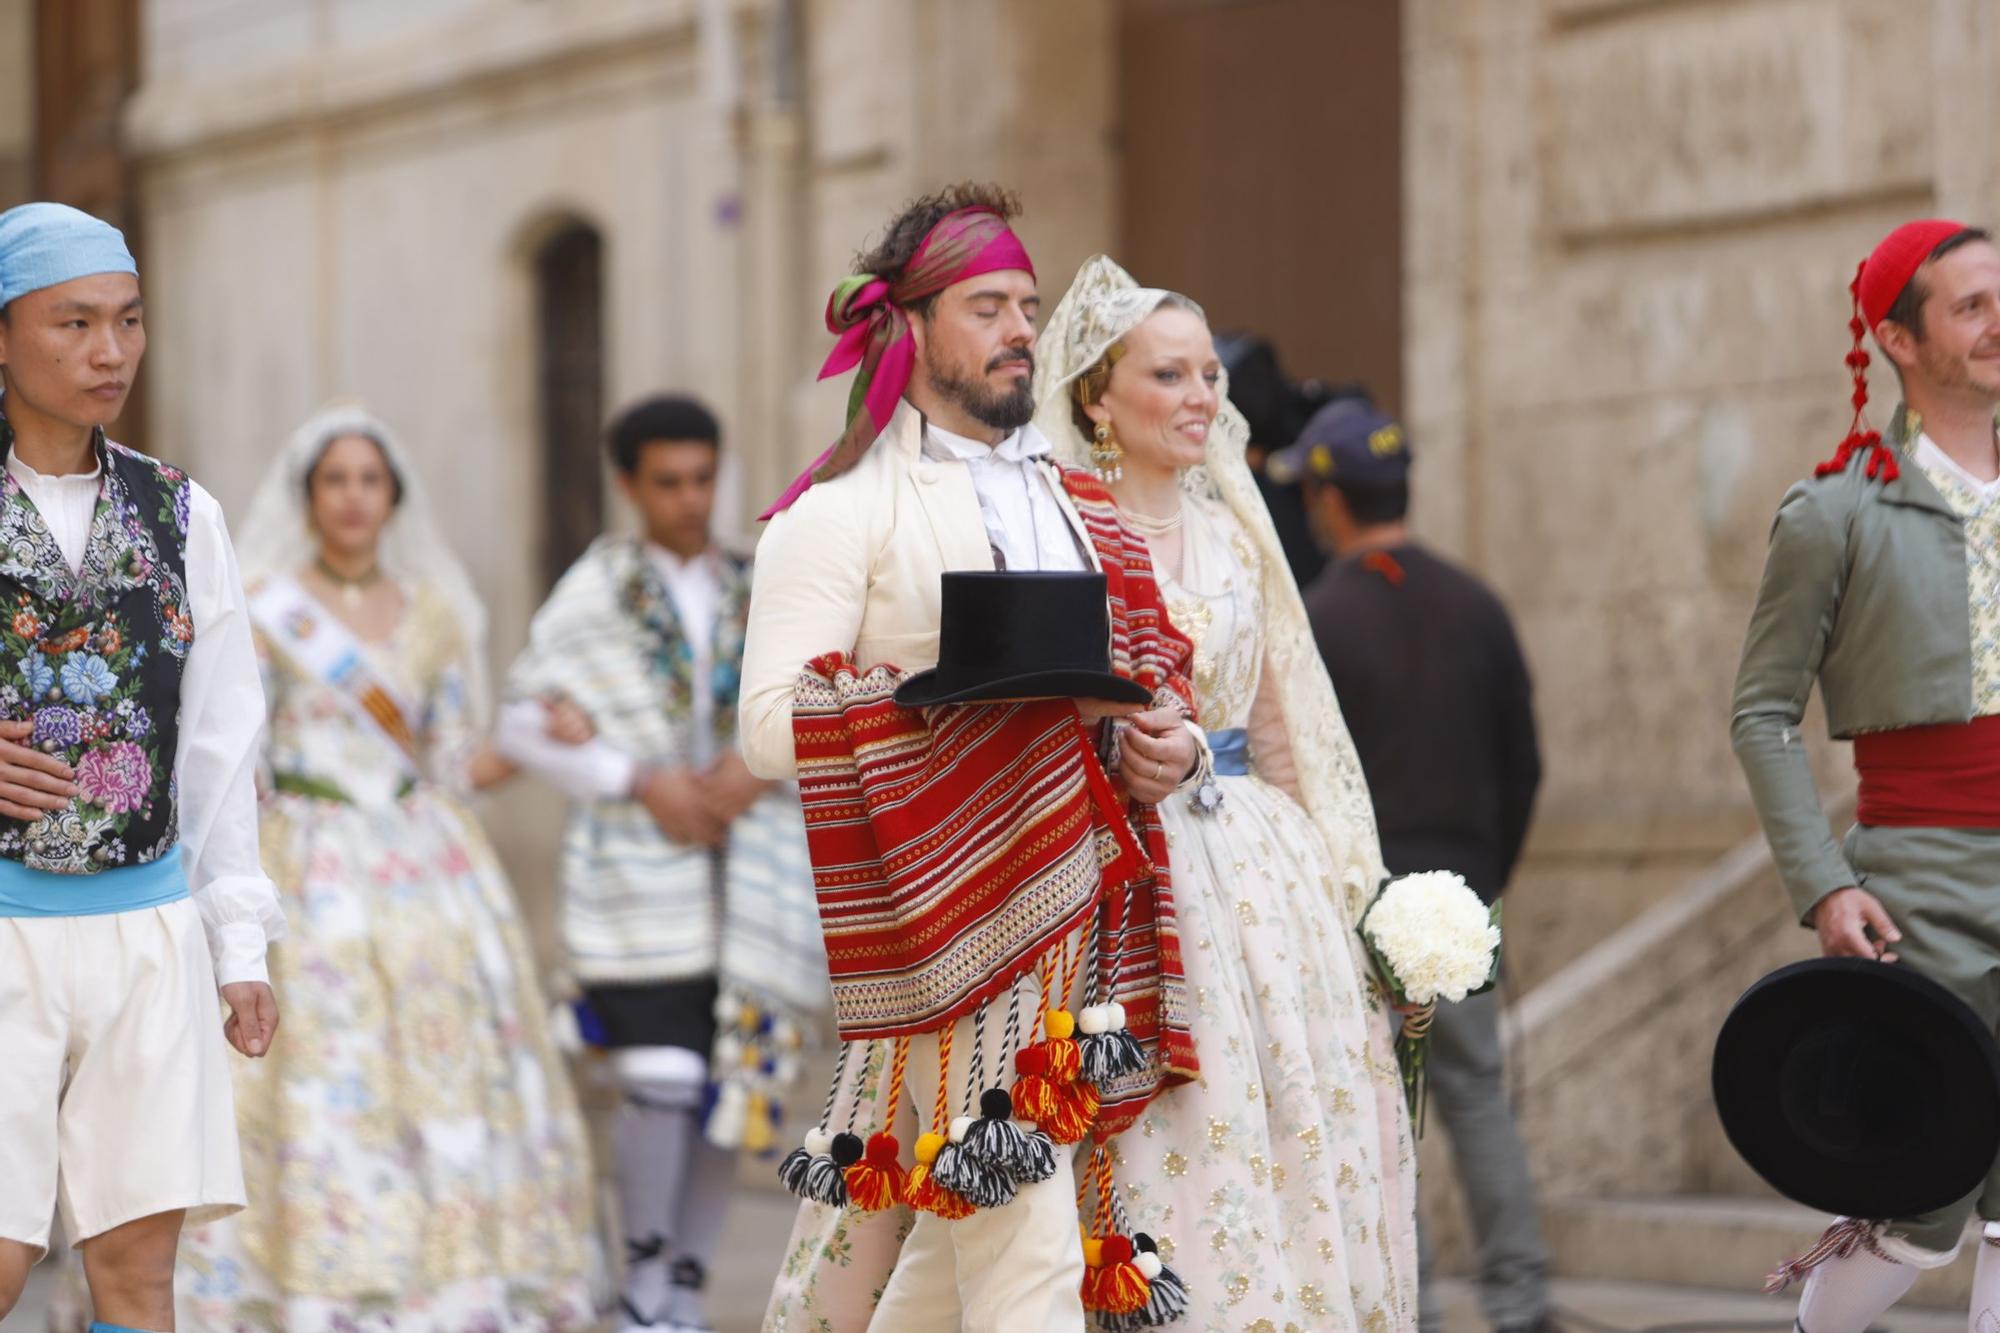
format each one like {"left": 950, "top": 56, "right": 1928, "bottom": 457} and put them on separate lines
{"left": 234, "top": 401, "right": 492, "bottom": 723}
{"left": 1031, "top": 255, "right": 1388, "bottom": 923}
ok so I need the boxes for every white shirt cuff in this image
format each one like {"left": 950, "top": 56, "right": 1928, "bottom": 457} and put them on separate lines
{"left": 1177, "top": 720, "right": 1210, "bottom": 791}
{"left": 212, "top": 920, "right": 271, "bottom": 988}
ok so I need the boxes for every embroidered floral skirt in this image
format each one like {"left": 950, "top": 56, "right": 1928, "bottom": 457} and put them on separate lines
{"left": 1110, "top": 773, "right": 1418, "bottom": 1333}
{"left": 176, "top": 788, "right": 597, "bottom": 1333}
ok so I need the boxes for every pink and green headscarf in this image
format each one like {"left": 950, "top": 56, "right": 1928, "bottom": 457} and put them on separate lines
{"left": 762, "top": 207, "right": 1036, "bottom": 518}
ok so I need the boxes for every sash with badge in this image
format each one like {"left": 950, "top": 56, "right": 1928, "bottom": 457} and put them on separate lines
{"left": 250, "top": 575, "right": 420, "bottom": 787}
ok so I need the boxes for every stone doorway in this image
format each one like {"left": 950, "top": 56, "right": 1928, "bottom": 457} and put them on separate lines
{"left": 1115, "top": 0, "right": 1403, "bottom": 413}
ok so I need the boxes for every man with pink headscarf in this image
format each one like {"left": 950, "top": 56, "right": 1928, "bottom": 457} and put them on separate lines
{"left": 742, "top": 184, "right": 1205, "bottom": 1331}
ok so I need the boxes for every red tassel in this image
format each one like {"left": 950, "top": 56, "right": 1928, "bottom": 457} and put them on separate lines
{"left": 843, "top": 1132, "right": 906, "bottom": 1212}
{"left": 1012, "top": 1045, "right": 1060, "bottom": 1123}
{"left": 1079, "top": 1234, "right": 1151, "bottom": 1314}
{"left": 1095, "top": 1261, "right": 1151, "bottom": 1314}
{"left": 1036, "top": 1078, "right": 1098, "bottom": 1145}
{"left": 904, "top": 1162, "right": 977, "bottom": 1219}
{"left": 1816, "top": 261, "right": 1901, "bottom": 486}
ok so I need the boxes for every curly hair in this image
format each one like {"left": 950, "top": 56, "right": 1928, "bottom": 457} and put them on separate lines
{"left": 853, "top": 182, "right": 1023, "bottom": 317}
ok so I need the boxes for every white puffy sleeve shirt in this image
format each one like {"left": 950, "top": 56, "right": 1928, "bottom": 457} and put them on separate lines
{"left": 6, "top": 454, "right": 285, "bottom": 986}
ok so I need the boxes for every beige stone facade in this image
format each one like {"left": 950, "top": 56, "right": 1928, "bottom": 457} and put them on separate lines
{"left": 8, "top": 0, "right": 1993, "bottom": 1296}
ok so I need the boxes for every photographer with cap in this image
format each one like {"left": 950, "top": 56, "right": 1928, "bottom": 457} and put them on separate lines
{"left": 1274, "top": 398, "right": 1551, "bottom": 1333}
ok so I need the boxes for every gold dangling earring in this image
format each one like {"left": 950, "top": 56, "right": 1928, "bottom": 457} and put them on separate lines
{"left": 1091, "top": 421, "right": 1124, "bottom": 483}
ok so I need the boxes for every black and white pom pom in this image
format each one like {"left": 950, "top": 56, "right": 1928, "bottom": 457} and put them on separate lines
{"left": 777, "top": 1137, "right": 816, "bottom": 1197}
{"left": 800, "top": 1131, "right": 860, "bottom": 1207}
{"left": 959, "top": 1088, "right": 1058, "bottom": 1184}
{"left": 1118, "top": 1233, "right": 1189, "bottom": 1328}
{"left": 1079, "top": 1002, "right": 1147, "bottom": 1083}
{"left": 780, "top": 1125, "right": 850, "bottom": 1205}
{"left": 932, "top": 1116, "right": 1020, "bottom": 1208}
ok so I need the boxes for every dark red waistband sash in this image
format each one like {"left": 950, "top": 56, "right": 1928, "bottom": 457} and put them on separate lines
{"left": 1853, "top": 714, "right": 2000, "bottom": 828}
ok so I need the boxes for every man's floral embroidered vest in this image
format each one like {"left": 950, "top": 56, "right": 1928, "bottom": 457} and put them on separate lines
{"left": 0, "top": 426, "right": 194, "bottom": 874}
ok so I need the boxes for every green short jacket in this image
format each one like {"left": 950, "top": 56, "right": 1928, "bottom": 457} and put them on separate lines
{"left": 1730, "top": 406, "right": 1976, "bottom": 919}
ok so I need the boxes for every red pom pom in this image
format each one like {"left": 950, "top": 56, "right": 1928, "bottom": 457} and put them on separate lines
{"left": 1102, "top": 1235, "right": 1135, "bottom": 1266}
{"left": 1014, "top": 1045, "right": 1049, "bottom": 1078}
{"left": 845, "top": 1134, "right": 907, "bottom": 1213}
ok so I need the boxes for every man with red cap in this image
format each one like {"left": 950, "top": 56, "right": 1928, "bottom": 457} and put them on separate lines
{"left": 1733, "top": 219, "right": 2000, "bottom": 1329}
{"left": 741, "top": 184, "right": 1204, "bottom": 1331}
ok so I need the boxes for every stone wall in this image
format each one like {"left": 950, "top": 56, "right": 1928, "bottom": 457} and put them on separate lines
{"left": 122, "top": 0, "right": 1124, "bottom": 969}
{"left": 0, "top": 0, "right": 29, "bottom": 208}
{"left": 1405, "top": 0, "right": 1999, "bottom": 991}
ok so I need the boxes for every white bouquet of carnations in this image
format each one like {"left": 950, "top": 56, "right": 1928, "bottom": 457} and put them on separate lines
{"left": 1360, "top": 870, "right": 1502, "bottom": 1132}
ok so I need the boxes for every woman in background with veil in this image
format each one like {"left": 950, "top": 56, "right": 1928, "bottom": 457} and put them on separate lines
{"left": 174, "top": 404, "right": 596, "bottom": 1331}
{"left": 1033, "top": 257, "right": 1418, "bottom": 1330}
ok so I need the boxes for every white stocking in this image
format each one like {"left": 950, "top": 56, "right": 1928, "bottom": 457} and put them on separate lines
{"left": 1795, "top": 1246, "right": 1918, "bottom": 1333}
{"left": 1971, "top": 1226, "right": 2000, "bottom": 1333}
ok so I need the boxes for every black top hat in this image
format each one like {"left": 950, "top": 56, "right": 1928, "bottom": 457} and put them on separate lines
{"left": 1712, "top": 957, "right": 2000, "bottom": 1220}
{"left": 893, "top": 571, "right": 1152, "bottom": 709}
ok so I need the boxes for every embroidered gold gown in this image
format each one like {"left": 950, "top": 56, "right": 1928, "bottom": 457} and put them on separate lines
{"left": 1109, "top": 495, "right": 1416, "bottom": 1333}
{"left": 176, "top": 581, "right": 595, "bottom": 1333}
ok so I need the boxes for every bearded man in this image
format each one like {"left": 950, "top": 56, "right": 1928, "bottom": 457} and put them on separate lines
{"left": 741, "top": 184, "right": 1204, "bottom": 1332}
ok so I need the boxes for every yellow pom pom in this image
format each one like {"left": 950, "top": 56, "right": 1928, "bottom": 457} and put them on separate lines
{"left": 742, "top": 1094, "right": 774, "bottom": 1154}
{"left": 1044, "top": 1009, "right": 1076, "bottom": 1040}
{"left": 1081, "top": 1237, "right": 1105, "bottom": 1267}
{"left": 914, "top": 1131, "right": 947, "bottom": 1165}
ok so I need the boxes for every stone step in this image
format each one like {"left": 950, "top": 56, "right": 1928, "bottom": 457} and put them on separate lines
{"left": 1684, "top": 1094, "right": 1789, "bottom": 1200}
{"left": 1542, "top": 1195, "right": 1977, "bottom": 1310}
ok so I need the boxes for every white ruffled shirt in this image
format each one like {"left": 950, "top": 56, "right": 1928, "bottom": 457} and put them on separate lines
{"left": 6, "top": 451, "right": 284, "bottom": 987}
{"left": 919, "top": 422, "right": 1089, "bottom": 573}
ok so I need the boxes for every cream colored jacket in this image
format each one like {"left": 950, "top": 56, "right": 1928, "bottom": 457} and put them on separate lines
{"left": 739, "top": 400, "right": 1103, "bottom": 779}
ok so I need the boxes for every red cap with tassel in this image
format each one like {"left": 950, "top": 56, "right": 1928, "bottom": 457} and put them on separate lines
{"left": 1819, "top": 219, "right": 1967, "bottom": 484}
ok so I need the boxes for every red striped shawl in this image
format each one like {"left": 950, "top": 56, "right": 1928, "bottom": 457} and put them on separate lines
{"left": 790, "top": 465, "right": 1197, "bottom": 1131}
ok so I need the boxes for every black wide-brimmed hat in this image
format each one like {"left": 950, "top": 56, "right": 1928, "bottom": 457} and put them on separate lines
{"left": 893, "top": 571, "right": 1152, "bottom": 708}
{"left": 1712, "top": 956, "right": 2000, "bottom": 1219}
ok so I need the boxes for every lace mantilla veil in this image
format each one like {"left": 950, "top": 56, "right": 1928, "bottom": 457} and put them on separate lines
{"left": 1032, "top": 255, "right": 1389, "bottom": 925}
{"left": 234, "top": 402, "right": 493, "bottom": 725}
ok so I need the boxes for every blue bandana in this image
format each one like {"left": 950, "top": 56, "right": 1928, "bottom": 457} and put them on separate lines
{"left": 0, "top": 203, "right": 138, "bottom": 307}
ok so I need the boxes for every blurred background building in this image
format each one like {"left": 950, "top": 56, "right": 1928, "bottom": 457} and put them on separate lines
{"left": 4, "top": 0, "right": 1988, "bottom": 1308}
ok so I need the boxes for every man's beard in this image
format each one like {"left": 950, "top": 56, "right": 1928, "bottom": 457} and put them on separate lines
{"left": 924, "top": 345, "right": 1036, "bottom": 431}
{"left": 1918, "top": 340, "right": 2000, "bottom": 399}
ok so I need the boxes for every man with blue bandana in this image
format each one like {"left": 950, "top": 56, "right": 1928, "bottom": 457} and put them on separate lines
{"left": 0, "top": 203, "right": 284, "bottom": 1333}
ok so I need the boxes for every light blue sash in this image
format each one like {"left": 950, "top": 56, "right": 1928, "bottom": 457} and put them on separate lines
{"left": 0, "top": 845, "right": 186, "bottom": 917}
{"left": 1209, "top": 728, "right": 1250, "bottom": 777}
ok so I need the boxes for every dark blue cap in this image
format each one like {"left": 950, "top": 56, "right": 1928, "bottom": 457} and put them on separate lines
{"left": 1265, "top": 398, "right": 1409, "bottom": 487}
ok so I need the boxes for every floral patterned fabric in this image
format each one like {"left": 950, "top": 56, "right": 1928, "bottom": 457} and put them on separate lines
{"left": 1913, "top": 450, "right": 2000, "bottom": 718}
{"left": 1113, "top": 496, "right": 1415, "bottom": 1333}
{"left": 176, "top": 579, "right": 595, "bottom": 1333}
{"left": 0, "top": 431, "right": 194, "bottom": 876}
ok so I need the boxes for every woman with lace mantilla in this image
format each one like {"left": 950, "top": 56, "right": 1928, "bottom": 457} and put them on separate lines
{"left": 1033, "top": 256, "right": 1419, "bottom": 1332}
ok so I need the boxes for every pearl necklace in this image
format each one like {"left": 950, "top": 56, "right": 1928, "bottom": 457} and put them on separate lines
{"left": 1121, "top": 505, "right": 1185, "bottom": 538}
